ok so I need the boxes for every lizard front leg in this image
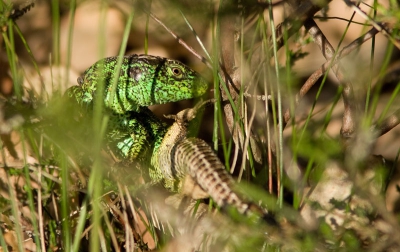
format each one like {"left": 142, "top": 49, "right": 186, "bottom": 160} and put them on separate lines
{"left": 106, "top": 108, "right": 168, "bottom": 163}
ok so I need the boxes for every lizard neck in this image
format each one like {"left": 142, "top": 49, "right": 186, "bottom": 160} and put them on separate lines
{"left": 104, "top": 80, "right": 139, "bottom": 114}
{"left": 151, "top": 120, "right": 188, "bottom": 182}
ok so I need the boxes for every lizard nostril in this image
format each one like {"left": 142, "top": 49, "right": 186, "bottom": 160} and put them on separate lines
{"left": 77, "top": 76, "right": 84, "bottom": 85}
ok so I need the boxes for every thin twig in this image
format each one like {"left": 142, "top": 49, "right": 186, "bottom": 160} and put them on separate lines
{"left": 218, "top": 0, "right": 243, "bottom": 164}
{"left": 270, "top": 0, "right": 330, "bottom": 54}
{"left": 99, "top": 195, "right": 121, "bottom": 252}
{"left": 283, "top": 27, "right": 379, "bottom": 125}
{"left": 37, "top": 165, "right": 46, "bottom": 252}
{"left": 372, "top": 108, "right": 400, "bottom": 136}
{"left": 146, "top": 11, "right": 212, "bottom": 69}
{"left": 1, "top": 164, "right": 62, "bottom": 184}
{"left": 307, "top": 18, "right": 360, "bottom": 140}
{"left": 343, "top": 0, "right": 400, "bottom": 50}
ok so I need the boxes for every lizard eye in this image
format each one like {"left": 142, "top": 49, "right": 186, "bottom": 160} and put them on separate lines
{"left": 169, "top": 66, "right": 184, "bottom": 79}
{"left": 129, "top": 66, "right": 142, "bottom": 82}
{"left": 77, "top": 76, "right": 84, "bottom": 85}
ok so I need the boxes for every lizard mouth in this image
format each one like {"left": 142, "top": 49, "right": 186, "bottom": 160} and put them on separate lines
{"left": 77, "top": 76, "right": 84, "bottom": 85}
{"left": 193, "top": 78, "right": 209, "bottom": 97}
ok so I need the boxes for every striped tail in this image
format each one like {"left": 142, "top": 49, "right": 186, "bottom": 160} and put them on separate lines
{"left": 172, "top": 137, "right": 262, "bottom": 216}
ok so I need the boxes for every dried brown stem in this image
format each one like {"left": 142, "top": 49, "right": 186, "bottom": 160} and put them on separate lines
{"left": 373, "top": 108, "right": 400, "bottom": 136}
{"left": 304, "top": 18, "right": 359, "bottom": 141}
{"left": 146, "top": 11, "right": 212, "bottom": 69}
{"left": 219, "top": 0, "right": 239, "bottom": 126}
{"left": 271, "top": 0, "right": 330, "bottom": 53}
{"left": 343, "top": 0, "right": 400, "bottom": 50}
{"left": 283, "top": 27, "right": 379, "bottom": 125}
{"left": 218, "top": 0, "right": 251, "bottom": 163}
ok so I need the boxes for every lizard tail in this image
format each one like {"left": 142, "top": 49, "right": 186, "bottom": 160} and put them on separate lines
{"left": 173, "top": 137, "right": 263, "bottom": 216}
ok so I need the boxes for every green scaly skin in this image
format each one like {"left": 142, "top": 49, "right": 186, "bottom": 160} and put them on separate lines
{"left": 73, "top": 54, "right": 208, "bottom": 114}
{"left": 67, "top": 54, "right": 208, "bottom": 184}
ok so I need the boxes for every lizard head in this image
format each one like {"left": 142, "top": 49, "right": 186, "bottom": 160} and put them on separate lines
{"left": 74, "top": 54, "right": 209, "bottom": 114}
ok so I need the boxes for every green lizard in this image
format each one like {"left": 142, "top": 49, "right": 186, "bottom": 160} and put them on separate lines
{"left": 67, "top": 54, "right": 270, "bottom": 218}
{"left": 67, "top": 54, "right": 208, "bottom": 162}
